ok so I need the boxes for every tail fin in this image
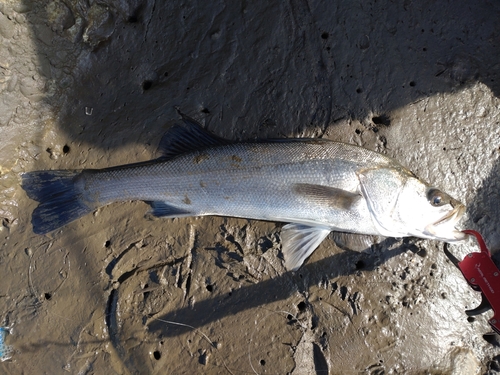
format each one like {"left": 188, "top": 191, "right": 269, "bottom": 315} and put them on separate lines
{"left": 21, "top": 170, "right": 93, "bottom": 234}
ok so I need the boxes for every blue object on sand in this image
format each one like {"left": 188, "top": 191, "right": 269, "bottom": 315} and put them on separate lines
{"left": 0, "top": 327, "right": 13, "bottom": 361}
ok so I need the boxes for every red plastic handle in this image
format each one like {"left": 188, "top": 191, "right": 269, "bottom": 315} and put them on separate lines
{"left": 458, "top": 230, "right": 500, "bottom": 334}
{"left": 462, "top": 230, "right": 490, "bottom": 257}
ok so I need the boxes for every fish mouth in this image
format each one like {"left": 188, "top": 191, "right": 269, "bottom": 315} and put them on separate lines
{"left": 424, "top": 203, "right": 467, "bottom": 241}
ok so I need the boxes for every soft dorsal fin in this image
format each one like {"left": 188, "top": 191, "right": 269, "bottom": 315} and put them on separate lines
{"left": 157, "top": 111, "right": 231, "bottom": 159}
{"left": 281, "top": 223, "right": 331, "bottom": 271}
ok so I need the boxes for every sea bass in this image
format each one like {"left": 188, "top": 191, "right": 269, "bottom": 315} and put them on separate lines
{"left": 22, "top": 114, "right": 466, "bottom": 270}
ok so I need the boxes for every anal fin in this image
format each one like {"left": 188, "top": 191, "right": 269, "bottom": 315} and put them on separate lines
{"left": 281, "top": 223, "right": 331, "bottom": 271}
{"left": 147, "top": 201, "right": 194, "bottom": 218}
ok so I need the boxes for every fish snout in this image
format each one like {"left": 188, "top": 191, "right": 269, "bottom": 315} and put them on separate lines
{"left": 425, "top": 200, "right": 467, "bottom": 241}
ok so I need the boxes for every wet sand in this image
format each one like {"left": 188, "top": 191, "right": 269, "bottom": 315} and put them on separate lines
{"left": 1, "top": 1, "right": 500, "bottom": 374}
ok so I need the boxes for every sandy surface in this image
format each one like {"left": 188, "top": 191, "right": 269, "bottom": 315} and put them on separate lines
{"left": 1, "top": 0, "right": 500, "bottom": 374}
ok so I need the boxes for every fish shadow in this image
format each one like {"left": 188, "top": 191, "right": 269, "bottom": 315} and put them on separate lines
{"left": 148, "top": 237, "right": 409, "bottom": 337}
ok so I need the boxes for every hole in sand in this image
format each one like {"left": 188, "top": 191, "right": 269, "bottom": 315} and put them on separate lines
{"left": 142, "top": 80, "right": 153, "bottom": 90}
{"left": 372, "top": 115, "right": 391, "bottom": 126}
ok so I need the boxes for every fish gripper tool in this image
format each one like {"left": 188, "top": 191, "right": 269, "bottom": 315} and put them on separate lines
{"left": 444, "top": 230, "right": 500, "bottom": 334}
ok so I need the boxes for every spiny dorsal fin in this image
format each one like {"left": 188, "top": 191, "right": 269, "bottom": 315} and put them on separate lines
{"left": 157, "top": 111, "right": 231, "bottom": 159}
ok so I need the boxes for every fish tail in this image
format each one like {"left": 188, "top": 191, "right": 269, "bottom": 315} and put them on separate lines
{"left": 21, "top": 170, "right": 93, "bottom": 235}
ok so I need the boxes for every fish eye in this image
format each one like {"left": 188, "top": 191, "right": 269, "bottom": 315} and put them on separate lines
{"left": 427, "top": 188, "right": 447, "bottom": 207}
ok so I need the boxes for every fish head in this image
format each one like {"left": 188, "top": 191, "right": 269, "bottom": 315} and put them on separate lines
{"left": 358, "top": 167, "right": 466, "bottom": 242}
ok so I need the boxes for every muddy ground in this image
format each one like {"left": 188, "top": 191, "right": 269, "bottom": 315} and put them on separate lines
{"left": 1, "top": 0, "right": 500, "bottom": 374}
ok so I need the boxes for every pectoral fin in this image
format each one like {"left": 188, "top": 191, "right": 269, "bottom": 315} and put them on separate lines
{"left": 292, "top": 183, "right": 360, "bottom": 210}
{"left": 281, "top": 223, "right": 331, "bottom": 271}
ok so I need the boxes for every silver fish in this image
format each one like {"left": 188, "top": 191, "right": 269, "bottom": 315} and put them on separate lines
{"left": 22, "top": 114, "right": 466, "bottom": 270}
